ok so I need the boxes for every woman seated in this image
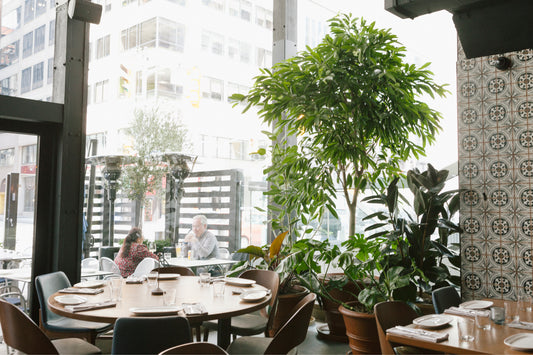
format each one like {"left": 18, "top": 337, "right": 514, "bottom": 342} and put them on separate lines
{"left": 114, "top": 227, "right": 159, "bottom": 277}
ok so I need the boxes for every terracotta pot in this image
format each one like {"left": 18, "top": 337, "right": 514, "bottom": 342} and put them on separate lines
{"left": 268, "top": 285, "right": 309, "bottom": 336}
{"left": 339, "top": 302, "right": 381, "bottom": 355}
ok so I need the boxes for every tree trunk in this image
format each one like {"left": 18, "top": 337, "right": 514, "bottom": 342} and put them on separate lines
{"left": 348, "top": 202, "right": 357, "bottom": 237}
{"left": 134, "top": 198, "right": 144, "bottom": 228}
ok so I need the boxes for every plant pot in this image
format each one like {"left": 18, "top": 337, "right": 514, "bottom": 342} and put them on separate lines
{"left": 339, "top": 302, "right": 381, "bottom": 355}
{"left": 268, "top": 285, "right": 309, "bottom": 337}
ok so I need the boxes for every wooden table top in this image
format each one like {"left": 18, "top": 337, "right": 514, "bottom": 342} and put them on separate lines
{"left": 386, "top": 299, "right": 533, "bottom": 354}
{"left": 48, "top": 275, "right": 270, "bottom": 325}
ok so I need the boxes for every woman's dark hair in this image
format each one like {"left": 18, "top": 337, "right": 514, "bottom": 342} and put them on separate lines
{"left": 122, "top": 227, "right": 142, "bottom": 257}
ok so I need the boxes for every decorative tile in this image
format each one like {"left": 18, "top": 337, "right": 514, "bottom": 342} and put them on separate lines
{"left": 488, "top": 186, "right": 511, "bottom": 209}
{"left": 515, "top": 49, "right": 533, "bottom": 63}
{"left": 486, "top": 76, "right": 509, "bottom": 97}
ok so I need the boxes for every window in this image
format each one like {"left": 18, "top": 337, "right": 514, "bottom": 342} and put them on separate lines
{"left": 104, "top": 0, "right": 112, "bottom": 11}
{"left": 256, "top": 47, "right": 271, "bottom": 67}
{"left": 201, "top": 30, "right": 224, "bottom": 56}
{"left": 121, "top": 17, "right": 183, "bottom": 52}
{"left": 2, "top": 7, "right": 22, "bottom": 32}
{"left": 228, "top": 0, "right": 251, "bottom": 21}
{"left": 47, "top": 58, "right": 53, "bottom": 84}
{"left": 96, "top": 35, "right": 110, "bottom": 59}
{"left": 0, "top": 148, "right": 15, "bottom": 166}
{"left": 255, "top": 6, "right": 272, "bottom": 29}
{"left": 49, "top": 20, "right": 55, "bottom": 46}
{"left": 23, "top": 176, "right": 35, "bottom": 212}
{"left": 24, "top": 0, "right": 35, "bottom": 23}
{"left": 87, "top": 133, "right": 107, "bottom": 153}
{"left": 0, "top": 41, "right": 20, "bottom": 68}
{"left": 1, "top": 75, "right": 18, "bottom": 96}
{"left": 32, "top": 62, "right": 44, "bottom": 89}
{"left": 239, "top": 41, "right": 251, "bottom": 63}
{"left": 23, "top": 31, "right": 33, "bottom": 58}
{"left": 21, "top": 144, "right": 37, "bottom": 164}
{"left": 201, "top": 76, "right": 223, "bottom": 101}
{"left": 34, "top": 25, "right": 46, "bottom": 53}
{"left": 226, "top": 82, "right": 249, "bottom": 104}
{"left": 35, "top": 0, "right": 47, "bottom": 17}
{"left": 94, "top": 80, "right": 109, "bottom": 103}
{"left": 21, "top": 67, "right": 32, "bottom": 93}
{"left": 140, "top": 18, "right": 157, "bottom": 48}
{"left": 202, "top": 0, "right": 224, "bottom": 11}
{"left": 159, "top": 18, "right": 185, "bottom": 52}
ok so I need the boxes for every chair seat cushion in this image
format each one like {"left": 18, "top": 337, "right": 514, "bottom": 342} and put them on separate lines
{"left": 48, "top": 317, "right": 112, "bottom": 332}
{"left": 226, "top": 337, "right": 272, "bottom": 355}
{"left": 51, "top": 338, "right": 102, "bottom": 354}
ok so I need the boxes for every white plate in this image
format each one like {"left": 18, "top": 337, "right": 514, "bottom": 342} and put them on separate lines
{"left": 73, "top": 280, "right": 106, "bottom": 288}
{"left": 412, "top": 314, "right": 453, "bottom": 329}
{"left": 504, "top": 333, "right": 533, "bottom": 350}
{"left": 154, "top": 273, "right": 180, "bottom": 280}
{"left": 129, "top": 306, "right": 183, "bottom": 316}
{"left": 459, "top": 300, "right": 493, "bottom": 310}
{"left": 225, "top": 277, "right": 256, "bottom": 287}
{"left": 240, "top": 290, "right": 268, "bottom": 302}
{"left": 54, "top": 295, "right": 87, "bottom": 305}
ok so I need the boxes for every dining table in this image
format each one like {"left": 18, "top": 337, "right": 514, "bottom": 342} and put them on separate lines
{"left": 386, "top": 299, "right": 533, "bottom": 354}
{"left": 48, "top": 275, "right": 271, "bottom": 349}
{"left": 167, "top": 257, "right": 237, "bottom": 274}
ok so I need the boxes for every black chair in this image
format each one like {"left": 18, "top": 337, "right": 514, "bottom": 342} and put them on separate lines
{"left": 0, "top": 298, "right": 101, "bottom": 354}
{"left": 34, "top": 271, "right": 112, "bottom": 344}
{"left": 226, "top": 293, "right": 316, "bottom": 354}
{"left": 111, "top": 316, "right": 192, "bottom": 354}
{"left": 432, "top": 285, "right": 461, "bottom": 314}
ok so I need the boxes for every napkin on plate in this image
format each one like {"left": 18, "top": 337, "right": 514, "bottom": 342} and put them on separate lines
{"left": 65, "top": 301, "right": 117, "bottom": 313}
{"left": 182, "top": 302, "right": 207, "bottom": 315}
{"left": 387, "top": 326, "right": 449, "bottom": 343}
{"left": 444, "top": 306, "right": 487, "bottom": 317}
{"left": 507, "top": 320, "right": 533, "bottom": 330}
{"left": 125, "top": 276, "right": 145, "bottom": 284}
{"left": 59, "top": 287, "right": 104, "bottom": 295}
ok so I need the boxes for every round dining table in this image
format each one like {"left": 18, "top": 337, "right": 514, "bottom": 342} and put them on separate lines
{"left": 48, "top": 275, "right": 271, "bottom": 349}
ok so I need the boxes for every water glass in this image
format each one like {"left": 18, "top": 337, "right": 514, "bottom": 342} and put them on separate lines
{"left": 504, "top": 301, "right": 518, "bottom": 323}
{"left": 490, "top": 306, "right": 505, "bottom": 325}
{"left": 146, "top": 272, "right": 158, "bottom": 291}
{"left": 199, "top": 272, "right": 211, "bottom": 287}
{"left": 163, "top": 288, "right": 176, "bottom": 306}
{"left": 108, "top": 277, "right": 122, "bottom": 302}
{"left": 457, "top": 318, "right": 475, "bottom": 342}
{"left": 475, "top": 310, "right": 491, "bottom": 330}
{"left": 212, "top": 279, "right": 225, "bottom": 298}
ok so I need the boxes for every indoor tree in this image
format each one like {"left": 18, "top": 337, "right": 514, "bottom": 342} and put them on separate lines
{"left": 231, "top": 14, "right": 448, "bottom": 237}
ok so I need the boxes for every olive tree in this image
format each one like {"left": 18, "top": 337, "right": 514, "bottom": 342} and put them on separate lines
{"left": 231, "top": 14, "right": 448, "bottom": 238}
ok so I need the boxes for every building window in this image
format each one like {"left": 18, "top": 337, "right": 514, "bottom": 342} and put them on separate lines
{"left": 87, "top": 132, "right": 107, "bottom": 153}
{"left": 23, "top": 176, "right": 35, "bottom": 212}
{"left": 202, "top": 0, "right": 224, "bottom": 11}
{"left": 201, "top": 30, "right": 224, "bottom": 56}
{"left": 159, "top": 18, "right": 185, "bottom": 52}
{"left": 256, "top": 47, "right": 271, "bottom": 67}
{"left": 201, "top": 76, "right": 223, "bottom": 101}
{"left": 22, "top": 31, "right": 33, "bottom": 58}
{"left": 226, "top": 82, "right": 249, "bottom": 104}
{"left": 104, "top": 0, "right": 112, "bottom": 11}
{"left": 35, "top": 0, "right": 47, "bottom": 17}
{"left": 21, "top": 144, "right": 37, "bottom": 164}
{"left": 3, "top": 7, "right": 22, "bottom": 32}
{"left": 0, "top": 148, "right": 15, "bottom": 166}
{"left": 21, "top": 67, "right": 32, "bottom": 93}
{"left": 1, "top": 75, "right": 18, "bottom": 96}
{"left": 32, "top": 62, "right": 44, "bottom": 89}
{"left": 34, "top": 25, "right": 46, "bottom": 53}
{"left": 49, "top": 20, "right": 55, "bottom": 46}
{"left": 255, "top": 6, "right": 272, "bottom": 29}
{"left": 121, "top": 17, "right": 184, "bottom": 52}
{"left": 94, "top": 80, "right": 109, "bottom": 103}
{"left": 96, "top": 35, "right": 110, "bottom": 59}
{"left": 0, "top": 41, "right": 20, "bottom": 68}
{"left": 24, "top": 0, "right": 35, "bottom": 23}
{"left": 239, "top": 41, "right": 251, "bottom": 63}
{"left": 228, "top": 0, "right": 251, "bottom": 21}
{"left": 47, "top": 58, "right": 54, "bottom": 84}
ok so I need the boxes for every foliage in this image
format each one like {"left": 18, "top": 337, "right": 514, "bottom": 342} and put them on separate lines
{"left": 363, "top": 164, "right": 462, "bottom": 298}
{"left": 231, "top": 14, "right": 448, "bottom": 237}
{"left": 119, "top": 104, "right": 189, "bottom": 224}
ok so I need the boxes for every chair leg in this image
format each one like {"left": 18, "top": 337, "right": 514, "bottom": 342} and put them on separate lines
{"left": 203, "top": 327, "right": 209, "bottom": 341}
{"left": 195, "top": 326, "right": 201, "bottom": 342}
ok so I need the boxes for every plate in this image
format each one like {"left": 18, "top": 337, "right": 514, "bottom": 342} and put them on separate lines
{"left": 240, "top": 290, "right": 268, "bottom": 302}
{"left": 412, "top": 314, "right": 453, "bottom": 329}
{"left": 504, "top": 333, "right": 533, "bottom": 350}
{"left": 148, "top": 273, "right": 180, "bottom": 280}
{"left": 73, "top": 280, "right": 106, "bottom": 288}
{"left": 54, "top": 295, "right": 87, "bottom": 305}
{"left": 225, "top": 277, "right": 256, "bottom": 287}
{"left": 129, "top": 306, "right": 183, "bottom": 316}
{"left": 459, "top": 300, "right": 493, "bottom": 310}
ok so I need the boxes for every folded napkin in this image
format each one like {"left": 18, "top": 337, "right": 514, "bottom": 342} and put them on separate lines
{"left": 125, "top": 276, "right": 145, "bottom": 284}
{"left": 182, "top": 302, "right": 207, "bottom": 315}
{"left": 387, "top": 326, "right": 449, "bottom": 343}
{"left": 507, "top": 320, "right": 533, "bottom": 330}
{"left": 65, "top": 301, "right": 117, "bottom": 313}
{"left": 444, "top": 306, "right": 487, "bottom": 318}
{"left": 59, "top": 287, "right": 104, "bottom": 295}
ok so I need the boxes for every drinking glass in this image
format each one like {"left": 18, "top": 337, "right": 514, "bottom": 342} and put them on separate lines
{"left": 146, "top": 271, "right": 158, "bottom": 291}
{"left": 175, "top": 243, "right": 182, "bottom": 259}
{"left": 490, "top": 306, "right": 505, "bottom": 325}
{"left": 212, "top": 279, "right": 225, "bottom": 298}
{"left": 475, "top": 310, "right": 491, "bottom": 330}
{"left": 164, "top": 252, "right": 172, "bottom": 261}
{"left": 504, "top": 300, "right": 518, "bottom": 323}
{"left": 199, "top": 272, "right": 211, "bottom": 287}
{"left": 457, "top": 318, "right": 475, "bottom": 342}
{"left": 108, "top": 276, "right": 122, "bottom": 302}
{"left": 163, "top": 288, "right": 176, "bottom": 306}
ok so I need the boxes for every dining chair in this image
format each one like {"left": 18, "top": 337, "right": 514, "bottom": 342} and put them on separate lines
{"left": 374, "top": 301, "right": 427, "bottom": 355}
{"left": 153, "top": 266, "right": 195, "bottom": 276}
{"left": 0, "top": 284, "right": 27, "bottom": 312}
{"left": 203, "top": 269, "right": 280, "bottom": 342}
{"left": 99, "top": 257, "right": 121, "bottom": 276}
{"left": 81, "top": 258, "right": 99, "bottom": 270}
{"left": 131, "top": 257, "right": 160, "bottom": 278}
{"left": 0, "top": 298, "right": 101, "bottom": 354}
{"left": 34, "top": 271, "right": 113, "bottom": 344}
{"left": 226, "top": 292, "right": 316, "bottom": 355}
{"left": 111, "top": 316, "right": 192, "bottom": 355}
{"left": 432, "top": 285, "right": 461, "bottom": 314}
{"left": 159, "top": 342, "right": 228, "bottom": 355}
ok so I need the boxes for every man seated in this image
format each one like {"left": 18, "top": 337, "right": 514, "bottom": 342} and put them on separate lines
{"left": 183, "top": 215, "right": 218, "bottom": 260}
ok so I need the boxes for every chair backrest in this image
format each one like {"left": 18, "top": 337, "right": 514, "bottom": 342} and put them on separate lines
{"left": 34, "top": 271, "right": 72, "bottom": 325}
{"left": 81, "top": 257, "right": 99, "bottom": 270}
{"left": 0, "top": 284, "right": 27, "bottom": 312}
{"left": 159, "top": 342, "right": 228, "bottom": 355}
{"left": 374, "top": 301, "right": 419, "bottom": 355}
{"left": 217, "top": 248, "right": 231, "bottom": 260}
{"left": 153, "top": 266, "right": 195, "bottom": 276}
{"left": 239, "top": 269, "right": 280, "bottom": 309}
{"left": 0, "top": 298, "right": 58, "bottom": 354}
{"left": 131, "top": 258, "right": 160, "bottom": 277}
{"left": 100, "top": 257, "right": 121, "bottom": 275}
{"left": 111, "top": 316, "right": 192, "bottom": 355}
{"left": 432, "top": 285, "right": 461, "bottom": 314}
{"left": 264, "top": 293, "right": 316, "bottom": 354}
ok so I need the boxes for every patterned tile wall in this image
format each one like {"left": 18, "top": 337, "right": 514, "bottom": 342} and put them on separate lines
{"left": 458, "top": 43, "right": 533, "bottom": 301}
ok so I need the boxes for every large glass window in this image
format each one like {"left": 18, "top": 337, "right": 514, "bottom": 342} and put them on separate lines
{"left": 0, "top": 148, "right": 15, "bottom": 166}
{"left": 0, "top": 41, "right": 20, "bottom": 68}
{"left": 21, "top": 144, "right": 37, "bottom": 164}
{"left": 0, "top": 75, "right": 18, "bottom": 96}
{"left": 35, "top": 0, "right": 47, "bottom": 17}
{"left": 49, "top": 20, "right": 55, "bottom": 46}
{"left": 2, "top": 6, "right": 22, "bottom": 32}
{"left": 21, "top": 67, "right": 31, "bottom": 93}
{"left": 34, "top": 25, "right": 46, "bottom": 53}
{"left": 121, "top": 18, "right": 184, "bottom": 52}
{"left": 32, "top": 62, "right": 43, "bottom": 89}
{"left": 201, "top": 30, "right": 224, "bottom": 55}
{"left": 22, "top": 31, "right": 33, "bottom": 58}
{"left": 96, "top": 35, "right": 110, "bottom": 59}
{"left": 24, "top": 0, "right": 35, "bottom": 23}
